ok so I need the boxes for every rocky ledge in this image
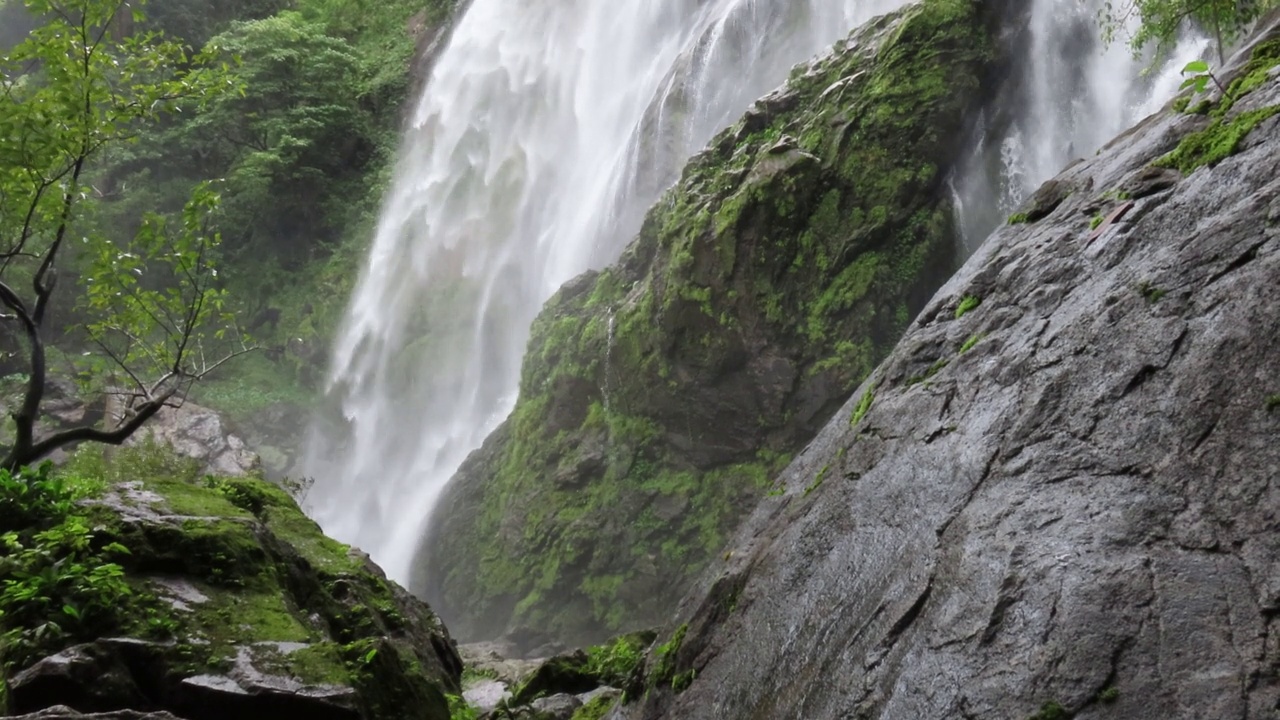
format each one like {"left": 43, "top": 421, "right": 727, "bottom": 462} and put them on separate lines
{"left": 0, "top": 446, "right": 461, "bottom": 719}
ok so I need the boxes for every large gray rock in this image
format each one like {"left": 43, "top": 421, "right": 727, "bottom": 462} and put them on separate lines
{"left": 121, "top": 399, "right": 259, "bottom": 477}
{"left": 625, "top": 17, "right": 1280, "bottom": 720}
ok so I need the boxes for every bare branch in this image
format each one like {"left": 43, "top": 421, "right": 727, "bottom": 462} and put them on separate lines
{"left": 26, "top": 388, "right": 178, "bottom": 461}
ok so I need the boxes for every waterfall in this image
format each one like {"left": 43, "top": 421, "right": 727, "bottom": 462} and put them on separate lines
{"left": 302, "top": 0, "right": 1205, "bottom": 583}
{"left": 951, "top": 3, "right": 1209, "bottom": 247}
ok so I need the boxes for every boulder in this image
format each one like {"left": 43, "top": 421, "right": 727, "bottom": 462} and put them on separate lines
{"left": 621, "top": 17, "right": 1280, "bottom": 720}
{"left": 119, "top": 400, "right": 259, "bottom": 477}
{"left": 1, "top": 453, "right": 462, "bottom": 720}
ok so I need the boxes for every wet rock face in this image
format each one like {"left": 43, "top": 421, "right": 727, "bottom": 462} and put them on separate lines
{"left": 625, "top": 21, "right": 1280, "bottom": 720}
{"left": 419, "top": 0, "right": 1006, "bottom": 647}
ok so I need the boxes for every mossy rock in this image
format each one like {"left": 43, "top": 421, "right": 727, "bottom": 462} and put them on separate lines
{"left": 418, "top": 0, "right": 1002, "bottom": 645}
{"left": 1, "top": 446, "right": 462, "bottom": 720}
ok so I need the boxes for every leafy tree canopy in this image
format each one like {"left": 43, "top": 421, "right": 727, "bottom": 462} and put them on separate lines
{"left": 0, "top": 0, "right": 249, "bottom": 470}
{"left": 1102, "top": 0, "right": 1280, "bottom": 63}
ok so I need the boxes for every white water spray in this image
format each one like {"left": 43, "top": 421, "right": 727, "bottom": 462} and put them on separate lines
{"left": 303, "top": 0, "right": 1206, "bottom": 583}
{"left": 952, "top": 3, "right": 1208, "bottom": 246}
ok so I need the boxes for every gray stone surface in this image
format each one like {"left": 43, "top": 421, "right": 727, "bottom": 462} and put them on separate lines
{"left": 528, "top": 694, "right": 581, "bottom": 719}
{"left": 121, "top": 399, "right": 259, "bottom": 476}
{"left": 626, "top": 17, "right": 1280, "bottom": 720}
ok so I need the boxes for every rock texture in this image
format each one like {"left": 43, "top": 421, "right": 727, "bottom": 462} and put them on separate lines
{"left": 0, "top": 375, "right": 259, "bottom": 476}
{"left": 1, "top": 452, "right": 461, "bottom": 719}
{"left": 622, "top": 19, "right": 1280, "bottom": 720}
{"left": 121, "top": 401, "right": 259, "bottom": 477}
{"left": 417, "top": 0, "right": 1011, "bottom": 646}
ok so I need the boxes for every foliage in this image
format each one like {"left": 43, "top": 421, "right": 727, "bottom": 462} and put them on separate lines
{"left": 0, "top": 0, "right": 248, "bottom": 470}
{"left": 181, "top": 11, "right": 372, "bottom": 263}
{"left": 1100, "top": 0, "right": 1279, "bottom": 63}
{"left": 140, "top": 0, "right": 289, "bottom": 49}
{"left": 0, "top": 464, "right": 131, "bottom": 671}
{"left": 584, "top": 633, "right": 648, "bottom": 686}
{"left": 86, "top": 0, "right": 460, "bottom": 398}
{"left": 1027, "top": 700, "right": 1072, "bottom": 720}
{"left": 448, "top": 694, "right": 479, "bottom": 720}
{"left": 1178, "top": 59, "right": 1227, "bottom": 96}
{"left": 955, "top": 295, "right": 982, "bottom": 318}
{"left": 1157, "top": 38, "right": 1280, "bottom": 171}
{"left": 649, "top": 624, "right": 688, "bottom": 691}
{"left": 570, "top": 694, "right": 619, "bottom": 720}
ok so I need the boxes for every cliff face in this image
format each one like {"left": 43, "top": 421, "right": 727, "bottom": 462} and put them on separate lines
{"left": 624, "top": 19, "right": 1280, "bottom": 720}
{"left": 415, "top": 0, "right": 1010, "bottom": 646}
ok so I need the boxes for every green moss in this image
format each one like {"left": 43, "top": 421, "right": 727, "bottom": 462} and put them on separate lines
{"left": 1098, "top": 686, "right": 1120, "bottom": 704}
{"left": 1158, "top": 105, "right": 1280, "bottom": 173}
{"left": 570, "top": 693, "right": 618, "bottom": 720}
{"left": 462, "top": 666, "right": 500, "bottom": 684}
{"left": 955, "top": 295, "right": 981, "bottom": 319}
{"left": 250, "top": 641, "right": 349, "bottom": 686}
{"left": 1265, "top": 395, "right": 1280, "bottom": 412}
{"left": 9, "top": 445, "right": 455, "bottom": 719}
{"left": 850, "top": 383, "right": 876, "bottom": 427}
{"left": 448, "top": 694, "right": 480, "bottom": 720}
{"left": 650, "top": 624, "right": 688, "bottom": 690}
{"left": 1089, "top": 214, "right": 1105, "bottom": 230}
{"left": 907, "top": 358, "right": 950, "bottom": 387}
{"left": 1007, "top": 212, "right": 1030, "bottom": 225}
{"left": 1028, "top": 701, "right": 1072, "bottom": 720}
{"left": 577, "top": 630, "right": 655, "bottom": 695}
{"left": 959, "top": 333, "right": 985, "bottom": 354}
{"left": 1138, "top": 281, "right": 1166, "bottom": 304}
{"left": 1157, "top": 40, "right": 1280, "bottom": 173}
{"left": 671, "top": 669, "right": 696, "bottom": 693}
{"left": 433, "top": 0, "right": 996, "bottom": 642}
{"left": 804, "top": 465, "right": 830, "bottom": 496}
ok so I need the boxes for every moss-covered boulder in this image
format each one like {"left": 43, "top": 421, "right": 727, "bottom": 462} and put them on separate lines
{"left": 416, "top": 0, "right": 1006, "bottom": 645}
{"left": 0, "top": 447, "right": 462, "bottom": 719}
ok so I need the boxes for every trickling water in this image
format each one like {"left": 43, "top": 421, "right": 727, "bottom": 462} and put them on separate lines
{"left": 303, "top": 0, "right": 1206, "bottom": 583}
{"left": 603, "top": 310, "right": 616, "bottom": 411}
{"left": 951, "top": 3, "right": 1209, "bottom": 247}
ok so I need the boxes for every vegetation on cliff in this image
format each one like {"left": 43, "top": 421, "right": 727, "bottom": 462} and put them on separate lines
{"left": 420, "top": 0, "right": 1002, "bottom": 645}
{"left": 1102, "top": 0, "right": 1279, "bottom": 62}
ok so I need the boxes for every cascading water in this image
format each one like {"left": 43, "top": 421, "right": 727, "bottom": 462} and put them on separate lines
{"left": 951, "top": 3, "right": 1209, "bottom": 247}
{"left": 303, "top": 0, "right": 1206, "bottom": 583}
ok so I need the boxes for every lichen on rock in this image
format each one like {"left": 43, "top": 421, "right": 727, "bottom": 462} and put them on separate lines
{"left": 418, "top": 0, "right": 1004, "bottom": 646}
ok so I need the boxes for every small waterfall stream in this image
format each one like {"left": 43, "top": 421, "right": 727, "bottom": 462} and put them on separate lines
{"left": 302, "top": 0, "right": 1203, "bottom": 584}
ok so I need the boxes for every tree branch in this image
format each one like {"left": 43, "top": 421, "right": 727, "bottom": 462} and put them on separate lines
{"left": 25, "top": 388, "right": 177, "bottom": 461}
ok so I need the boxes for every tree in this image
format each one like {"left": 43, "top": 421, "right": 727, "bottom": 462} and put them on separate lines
{"left": 0, "top": 0, "right": 250, "bottom": 471}
{"left": 1102, "top": 0, "right": 1279, "bottom": 63}
{"left": 198, "top": 11, "right": 372, "bottom": 264}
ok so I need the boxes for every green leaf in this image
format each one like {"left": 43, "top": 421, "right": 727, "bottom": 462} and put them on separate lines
{"left": 1182, "top": 59, "right": 1210, "bottom": 74}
